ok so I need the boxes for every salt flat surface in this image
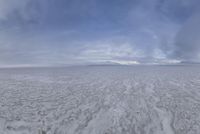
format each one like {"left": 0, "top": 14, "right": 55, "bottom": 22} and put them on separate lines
{"left": 0, "top": 66, "right": 200, "bottom": 134}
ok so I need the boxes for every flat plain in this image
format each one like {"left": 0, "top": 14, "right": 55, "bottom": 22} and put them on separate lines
{"left": 0, "top": 65, "right": 200, "bottom": 134}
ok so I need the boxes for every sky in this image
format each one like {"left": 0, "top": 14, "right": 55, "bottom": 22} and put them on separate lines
{"left": 0, "top": 0, "right": 200, "bottom": 66}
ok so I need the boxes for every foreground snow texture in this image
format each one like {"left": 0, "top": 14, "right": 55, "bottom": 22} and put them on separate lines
{"left": 0, "top": 66, "right": 200, "bottom": 134}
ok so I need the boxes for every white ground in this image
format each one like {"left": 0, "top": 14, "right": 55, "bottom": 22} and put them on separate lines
{"left": 0, "top": 66, "right": 200, "bottom": 134}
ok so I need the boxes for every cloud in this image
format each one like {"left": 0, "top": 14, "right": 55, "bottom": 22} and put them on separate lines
{"left": 78, "top": 41, "right": 140, "bottom": 61}
{"left": 0, "top": 0, "right": 200, "bottom": 66}
{"left": 173, "top": 11, "right": 200, "bottom": 61}
{"left": 0, "top": 0, "right": 29, "bottom": 20}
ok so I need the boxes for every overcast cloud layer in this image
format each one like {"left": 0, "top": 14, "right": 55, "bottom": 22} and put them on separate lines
{"left": 0, "top": 0, "right": 200, "bottom": 66}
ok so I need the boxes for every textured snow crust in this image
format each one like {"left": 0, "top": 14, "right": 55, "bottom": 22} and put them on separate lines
{"left": 0, "top": 66, "right": 200, "bottom": 134}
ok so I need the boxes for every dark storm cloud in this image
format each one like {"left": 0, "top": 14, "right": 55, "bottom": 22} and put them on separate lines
{"left": 0, "top": 0, "right": 199, "bottom": 66}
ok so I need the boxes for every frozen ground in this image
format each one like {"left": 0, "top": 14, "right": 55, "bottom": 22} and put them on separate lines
{"left": 0, "top": 65, "right": 200, "bottom": 134}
